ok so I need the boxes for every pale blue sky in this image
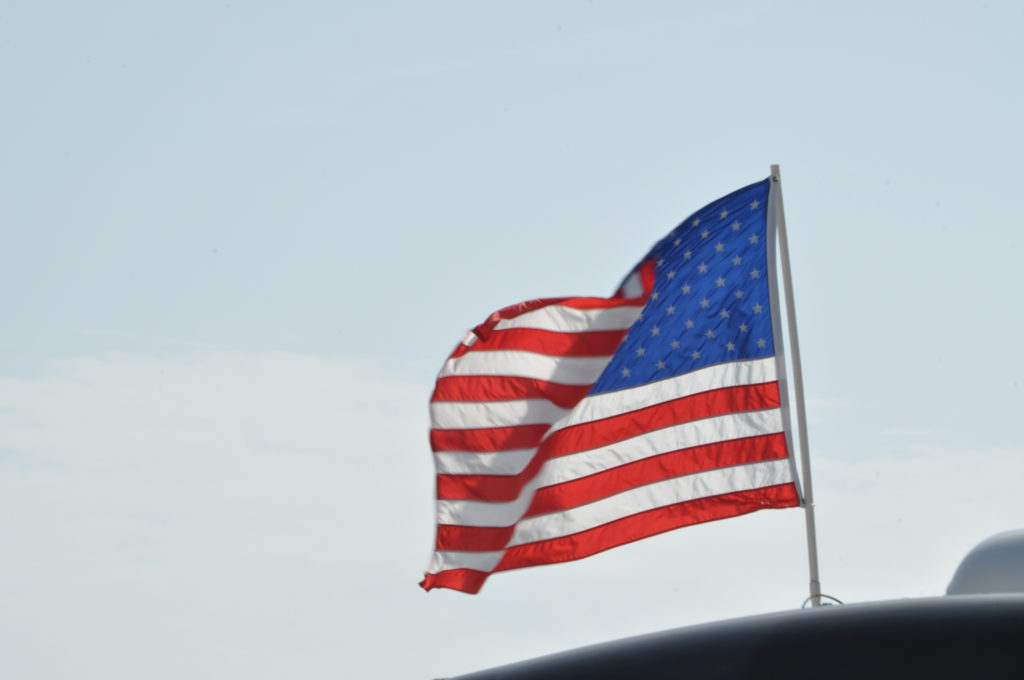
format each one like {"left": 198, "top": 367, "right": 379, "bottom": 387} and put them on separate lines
{"left": 3, "top": 2, "right": 1024, "bottom": 678}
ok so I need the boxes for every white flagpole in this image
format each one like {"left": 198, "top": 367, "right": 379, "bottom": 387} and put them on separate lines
{"left": 770, "top": 164, "right": 823, "bottom": 607}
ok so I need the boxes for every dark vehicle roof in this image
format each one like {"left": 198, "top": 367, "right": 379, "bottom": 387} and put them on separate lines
{"left": 449, "top": 595, "right": 1024, "bottom": 679}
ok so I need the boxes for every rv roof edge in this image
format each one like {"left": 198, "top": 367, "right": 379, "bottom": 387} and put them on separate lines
{"left": 449, "top": 596, "right": 1024, "bottom": 679}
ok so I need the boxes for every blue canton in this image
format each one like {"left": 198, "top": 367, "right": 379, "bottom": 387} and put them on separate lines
{"left": 591, "top": 179, "right": 774, "bottom": 395}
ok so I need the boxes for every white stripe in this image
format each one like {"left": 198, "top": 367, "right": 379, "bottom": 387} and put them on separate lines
{"left": 494, "top": 304, "right": 641, "bottom": 333}
{"left": 433, "top": 448, "right": 536, "bottom": 476}
{"left": 618, "top": 271, "right": 644, "bottom": 298}
{"left": 430, "top": 399, "right": 570, "bottom": 430}
{"left": 538, "top": 409, "right": 783, "bottom": 488}
{"left": 547, "top": 357, "right": 777, "bottom": 436}
{"left": 508, "top": 458, "right": 794, "bottom": 546}
{"left": 427, "top": 549, "right": 504, "bottom": 575}
{"left": 437, "top": 486, "right": 534, "bottom": 528}
{"left": 438, "top": 351, "right": 611, "bottom": 385}
{"left": 436, "top": 409, "right": 783, "bottom": 527}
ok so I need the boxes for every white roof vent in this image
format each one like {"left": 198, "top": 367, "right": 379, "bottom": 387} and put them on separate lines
{"left": 947, "top": 529, "right": 1024, "bottom": 595}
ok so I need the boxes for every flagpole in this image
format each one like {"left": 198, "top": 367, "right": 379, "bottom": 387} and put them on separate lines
{"left": 770, "top": 164, "right": 823, "bottom": 607}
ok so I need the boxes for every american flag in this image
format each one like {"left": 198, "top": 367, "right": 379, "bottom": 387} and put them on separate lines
{"left": 422, "top": 178, "right": 802, "bottom": 594}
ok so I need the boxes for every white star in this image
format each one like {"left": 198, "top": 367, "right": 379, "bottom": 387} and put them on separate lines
{"left": 739, "top": 323, "right": 749, "bottom": 332}
{"left": 705, "top": 329, "right": 715, "bottom": 339}
{"left": 636, "top": 347, "right": 646, "bottom": 357}
{"left": 719, "top": 309, "right": 730, "bottom": 319}
{"left": 692, "top": 218, "right": 700, "bottom": 227}
{"left": 685, "top": 319, "right": 695, "bottom": 329}
{"left": 682, "top": 284, "right": 692, "bottom": 294}
{"left": 715, "top": 242, "right": 725, "bottom": 253}
{"left": 726, "top": 341, "right": 736, "bottom": 351}
{"left": 750, "top": 200, "right": 760, "bottom": 209}
{"left": 656, "top": 360, "right": 666, "bottom": 370}
{"left": 753, "top": 303, "right": 763, "bottom": 314}
{"left": 731, "top": 221, "right": 741, "bottom": 231}
{"left": 691, "top": 350, "right": 701, "bottom": 360}
{"left": 666, "top": 305, "right": 675, "bottom": 315}
{"left": 757, "top": 338, "right": 767, "bottom": 348}
{"left": 674, "top": 237, "right": 682, "bottom": 246}
{"left": 701, "top": 229, "right": 710, "bottom": 239}
{"left": 699, "top": 298, "right": 710, "bottom": 308}
{"left": 666, "top": 270, "right": 675, "bottom": 279}
{"left": 657, "top": 257, "right": 665, "bottom": 266}
{"left": 670, "top": 340, "right": 680, "bottom": 349}
{"left": 732, "top": 255, "right": 742, "bottom": 265}
{"left": 683, "top": 250, "right": 693, "bottom": 259}
{"left": 719, "top": 209, "right": 729, "bottom": 219}
{"left": 651, "top": 291, "right": 660, "bottom": 300}
{"left": 750, "top": 268, "right": 760, "bottom": 279}
{"left": 715, "top": 276, "right": 726, "bottom": 287}
{"left": 749, "top": 234, "right": 759, "bottom": 244}
{"left": 735, "top": 290, "right": 744, "bottom": 298}
{"left": 651, "top": 326, "right": 660, "bottom": 336}
{"left": 698, "top": 263, "right": 708, "bottom": 273}
{"left": 621, "top": 367, "right": 631, "bottom": 377}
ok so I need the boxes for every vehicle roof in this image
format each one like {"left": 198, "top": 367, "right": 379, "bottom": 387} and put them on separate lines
{"left": 947, "top": 529, "right": 1024, "bottom": 594}
{"left": 448, "top": 595, "right": 1024, "bottom": 680}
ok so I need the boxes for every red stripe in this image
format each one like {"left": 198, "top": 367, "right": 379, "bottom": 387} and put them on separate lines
{"left": 431, "top": 376, "right": 592, "bottom": 409}
{"left": 525, "top": 433, "right": 789, "bottom": 516}
{"left": 419, "top": 568, "right": 489, "bottom": 594}
{"left": 467, "top": 295, "right": 644, "bottom": 345}
{"left": 434, "top": 383, "right": 781, "bottom": 501}
{"left": 496, "top": 483, "right": 800, "bottom": 572}
{"left": 435, "top": 524, "right": 514, "bottom": 552}
{"left": 430, "top": 424, "right": 550, "bottom": 453}
{"left": 483, "top": 295, "right": 644, "bottom": 316}
{"left": 542, "top": 381, "right": 781, "bottom": 458}
{"left": 459, "top": 327, "right": 627, "bottom": 357}
{"left": 552, "top": 297, "right": 646, "bottom": 310}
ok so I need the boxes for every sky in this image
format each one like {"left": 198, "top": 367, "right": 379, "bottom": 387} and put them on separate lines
{"left": 2, "top": 1, "right": 1024, "bottom": 678}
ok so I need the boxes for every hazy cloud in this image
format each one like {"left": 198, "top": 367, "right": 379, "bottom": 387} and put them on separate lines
{"left": 1, "top": 353, "right": 1023, "bottom": 678}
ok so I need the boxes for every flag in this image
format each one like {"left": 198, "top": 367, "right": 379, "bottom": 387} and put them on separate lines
{"left": 421, "top": 178, "right": 802, "bottom": 594}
